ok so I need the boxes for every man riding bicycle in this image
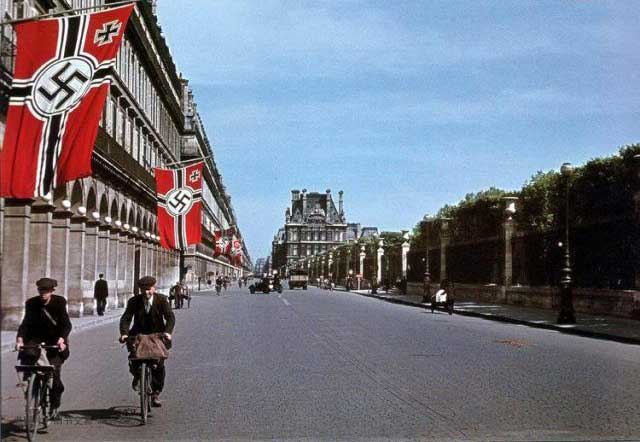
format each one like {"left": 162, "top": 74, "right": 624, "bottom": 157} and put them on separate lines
{"left": 15, "top": 278, "right": 72, "bottom": 420}
{"left": 119, "top": 276, "right": 175, "bottom": 407}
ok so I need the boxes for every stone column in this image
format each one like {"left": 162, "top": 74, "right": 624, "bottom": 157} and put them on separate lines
{"left": 67, "top": 210, "right": 87, "bottom": 317}
{"left": 50, "top": 207, "right": 72, "bottom": 300}
{"left": 359, "top": 246, "right": 366, "bottom": 291}
{"left": 376, "top": 240, "right": 384, "bottom": 285}
{"left": 1, "top": 200, "right": 32, "bottom": 330}
{"left": 401, "top": 236, "right": 410, "bottom": 278}
{"left": 28, "top": 202, "right": 54, "bottom": 286}
{"left": 440, "top": 218, "right": 451, "bottom": 282}
{"left": 82, "top": 215, "right": 100, "bottom": 314}
{"left": 108, "top": 220, "right": 120, "bottom": 309}
{"left": 502, "top": 197, "right": 518, "bottom": 301}
{"left": 117, "top": 225, "right": 128, "bottom": 307}
{"left": 126, "top": 228, "right": 137, "bottom": 297}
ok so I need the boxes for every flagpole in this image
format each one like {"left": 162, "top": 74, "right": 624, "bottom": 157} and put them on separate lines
{"left": 0, "top": 0, "right": 140, "bottom": 26}
{"left": 162, "top": 155, "right": 211, "bottom": 169}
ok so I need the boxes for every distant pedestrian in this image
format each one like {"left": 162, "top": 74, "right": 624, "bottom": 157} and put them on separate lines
{"left": 94, "top": 273, "right": 108, "bottom": 316}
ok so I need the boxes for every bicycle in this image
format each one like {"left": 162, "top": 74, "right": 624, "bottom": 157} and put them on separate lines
{"left": 15, "top": 344, "right": 60, "bottom": 441}
{"left": 123, "top": 335, "right": 164, "bottom": 424}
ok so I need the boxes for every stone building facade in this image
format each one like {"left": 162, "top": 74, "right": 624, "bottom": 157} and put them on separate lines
{"left": 0, "top": 0, "right": 249, "bottom": 329}
{"left": 271, "top": 189, "right": 348, "bottom": 270}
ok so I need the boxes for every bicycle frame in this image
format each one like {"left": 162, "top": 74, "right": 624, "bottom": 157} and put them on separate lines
{"left": 125, "top": 336, "right": 163, "bottom": 424}
{"left": 15, "top": 344, "right": 58, "bottom": 441}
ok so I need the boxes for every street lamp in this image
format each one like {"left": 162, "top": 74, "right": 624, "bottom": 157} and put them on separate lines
{"left": 422, "top": 215, "right": 434, "bottom": 303}
{"left": 557, "top": 162, "right": 576, "bottom": 324}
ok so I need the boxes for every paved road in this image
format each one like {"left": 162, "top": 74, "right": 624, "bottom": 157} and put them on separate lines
{"left": 2, "top": 286, "right": 640, "bottom": 441}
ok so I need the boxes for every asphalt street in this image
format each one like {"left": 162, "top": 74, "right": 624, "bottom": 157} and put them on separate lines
{"left": 2, "top": 286, "right": 640, "bottom": 441}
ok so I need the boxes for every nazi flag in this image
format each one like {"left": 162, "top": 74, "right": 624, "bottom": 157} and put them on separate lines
{"left": 156, "top": 162, "right": 204, "bottom": 250}
{"left": 0, "top": 3, "right": 134, "bottom": 198}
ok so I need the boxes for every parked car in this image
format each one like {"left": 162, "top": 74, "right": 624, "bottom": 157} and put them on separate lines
{"left": 288, "top": 269, "right": 308, "bottom": 290}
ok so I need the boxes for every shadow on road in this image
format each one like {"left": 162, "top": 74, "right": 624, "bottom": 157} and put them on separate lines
{"left": 56, "top": 406, "right": 143, "bottom": 427}
{"left": 1, "top": 420, "right": 28, "bottom": 441}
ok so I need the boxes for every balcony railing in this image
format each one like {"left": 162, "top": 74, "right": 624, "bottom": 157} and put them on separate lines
{"left": 95, "top": 126, "right": 156, "bottom": 191}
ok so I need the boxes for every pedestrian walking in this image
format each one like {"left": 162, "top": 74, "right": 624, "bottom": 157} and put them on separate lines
{"left": 94, "top": 273, "right": 109, "bottom": 316}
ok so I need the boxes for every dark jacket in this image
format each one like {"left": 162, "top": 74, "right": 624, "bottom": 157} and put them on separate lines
{"left": 119, "top": 293, "right": 175, "bottom": 337}
{"left": 17, "top": 295, "right": 72, "bottom": 360}
{"left": 94, "top": 279, "right": 109, "bottom": 299}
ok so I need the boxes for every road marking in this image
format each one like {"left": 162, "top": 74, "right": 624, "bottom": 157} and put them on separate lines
{"left": 282, "top": 298, "right": 290, "bottom": 306}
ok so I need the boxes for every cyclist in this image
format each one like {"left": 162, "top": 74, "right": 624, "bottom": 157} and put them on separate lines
{"left": 15, "top": 278, "right": 72, "bottom": 420}
{"left": 119, "top": 276, "right": 175, "bottom": 407}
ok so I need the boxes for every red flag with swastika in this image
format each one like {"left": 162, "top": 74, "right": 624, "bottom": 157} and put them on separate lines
{"left": 0, "top": 3, "right": 134, "bottom": 198}
{"left": 214, "top": 229, "right": 231, "bottom": 257}
{"left": 155, "top": 162, "right": 203, "bottom": 250}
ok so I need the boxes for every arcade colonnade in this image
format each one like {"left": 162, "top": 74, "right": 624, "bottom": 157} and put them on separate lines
{"left": 0, "top": 177, "right": 180, "bottom": 330}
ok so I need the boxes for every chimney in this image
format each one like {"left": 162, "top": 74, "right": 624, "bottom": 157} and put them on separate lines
{"left": 291, "top": 189, "right": 300, "bottom": 209}
{"left": 338, "top": 190, "right": 344, "bottom": 217}
{"left": 325, "top": 189, "right": 331, "bottom": 221}
{"left": 302, "top": 189, "right": 307, "bottom": 217}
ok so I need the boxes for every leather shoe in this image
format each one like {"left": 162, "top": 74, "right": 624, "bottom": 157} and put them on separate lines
{"left": 49, "top": 408, "right": 60, "bottom": 420}
{"left": 151, "top": 393, "right": 162, "bottom": 407}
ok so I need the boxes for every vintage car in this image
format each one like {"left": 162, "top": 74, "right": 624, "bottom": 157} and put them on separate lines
{"left": 288, "top": 269, "right": 309, "bottom": 290}
{"left": 249, "top": 275, "right": 283, "bottom": 294}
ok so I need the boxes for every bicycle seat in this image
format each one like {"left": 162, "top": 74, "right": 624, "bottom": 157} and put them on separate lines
{"left": 15, "top": 365, "right": 55, "bottom": 372}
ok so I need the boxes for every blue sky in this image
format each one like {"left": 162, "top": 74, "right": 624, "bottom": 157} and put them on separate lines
{"left": 157, "top": 1, "right": 639, "bottom": 260}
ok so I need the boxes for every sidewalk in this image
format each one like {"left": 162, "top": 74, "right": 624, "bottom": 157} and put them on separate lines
{"left": 335, "top": 287, "right": 640, "bottom": 345}
{"left": 1, "top": 307, "right": 124, "bottom": 354}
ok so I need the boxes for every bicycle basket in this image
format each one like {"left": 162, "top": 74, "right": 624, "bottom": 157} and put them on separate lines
{"left": 132, "top": 334, "right": 169, "bottom": 360}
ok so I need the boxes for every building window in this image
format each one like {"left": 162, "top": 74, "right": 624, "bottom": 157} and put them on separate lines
{"left": 115, "top": 105, "right": 123, "bottom": 145}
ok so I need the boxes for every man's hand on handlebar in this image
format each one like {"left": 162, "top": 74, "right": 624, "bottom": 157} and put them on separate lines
{"left": 119, "top": 335, "right": 128, "bottom": 343}
{"left": 57, "top": 337, "right": 67, "bottom": 352}
{"left": 15, "top": 337, "right": 24, "bottom": 351}
{"left": 164, "top": 333, "right": 172, "bottom": 341}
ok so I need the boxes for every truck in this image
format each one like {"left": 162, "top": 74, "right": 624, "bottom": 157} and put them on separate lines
{"left": 288, "top": 269, "right": 309, "bottom": 290}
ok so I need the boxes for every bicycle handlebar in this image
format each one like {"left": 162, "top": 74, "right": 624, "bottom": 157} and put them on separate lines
{"left": 14, "top": 344, "right": 60, "bottom": 351}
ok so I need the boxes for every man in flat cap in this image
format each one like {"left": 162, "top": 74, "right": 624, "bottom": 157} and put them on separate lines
{"left": 119, "top": 276, "right": 174, "bottom": 407}
{"left": 16, "top": 278, "right": 72, "bottom": 419}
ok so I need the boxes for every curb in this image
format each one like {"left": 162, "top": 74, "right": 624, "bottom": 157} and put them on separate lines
{"left": 350, "top": 291, "right": 640, "bottom": 346}
{"left": 1, "top": 313, "right": 122, "bottom": 355}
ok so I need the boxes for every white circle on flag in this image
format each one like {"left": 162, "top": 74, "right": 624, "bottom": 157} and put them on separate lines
{"left": 32, "top": 57, "right": 94, "bottom": 116}
{"left": 165, "top": 187, "right": 194, "bottom": 217}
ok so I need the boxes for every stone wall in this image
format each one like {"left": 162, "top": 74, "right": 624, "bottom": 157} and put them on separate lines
{"left": 406, "top": 282, "right": 640, "bottom": 319}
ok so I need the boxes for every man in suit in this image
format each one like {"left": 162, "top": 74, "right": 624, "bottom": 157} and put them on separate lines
{"left": 16, "top": 278, "right": 72, "bottom": 419}
{"left": 119, "top": 276, "right": 175, "bottom": 407}
{"left": 94, "top": 273, "right": 109, "bottom": 316}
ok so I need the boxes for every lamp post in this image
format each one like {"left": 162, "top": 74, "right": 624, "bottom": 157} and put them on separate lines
{"left": 557, "top": 162, "right": 576, "bottom": 324}
{"left": 422, "top": 215, "right": 434, "bottom": 303}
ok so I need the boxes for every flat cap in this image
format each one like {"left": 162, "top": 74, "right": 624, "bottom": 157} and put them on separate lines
{"left": 138, "top": 276, "right": 156, "bottom": 289}
{"left": 36, "top": 278, "right": 57, "bottom": 290}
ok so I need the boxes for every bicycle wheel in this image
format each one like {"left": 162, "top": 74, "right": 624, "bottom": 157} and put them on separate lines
{"left": 25, "top": 374, "right": 41, "bottom": 442}
{"left": 145, "top": 364, "right": 152, "bottom": 414}
{"left": 139, "top": 363, "right": 148, "bottom": 424}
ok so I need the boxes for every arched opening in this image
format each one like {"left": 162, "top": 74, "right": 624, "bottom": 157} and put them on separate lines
{"left": 110, "top": 197, "right": 118, "bottom": 220}
{"left": 119, "top": 203, "right": 126, "bottom": 224}
{"left": 99, "top": 194, "right": 108, "bottom": 218}
{"left": 70, "top": 181, "right": 83, "bottom": 210}
{"left": 86, "top": 187, "right": 97, "bottom": 213}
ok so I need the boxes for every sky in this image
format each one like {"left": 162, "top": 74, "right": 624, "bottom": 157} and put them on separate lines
{"left": 156, "top": 0, "right": 639, "bottom": 261}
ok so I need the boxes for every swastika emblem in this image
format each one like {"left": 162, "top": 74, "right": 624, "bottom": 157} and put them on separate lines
{"left": 94, "top": 20, "right": 122, "bottom": 46}
{"left": 32, "top": 57, "right": 93, "bottom": 116}
{"left": 165, "top": 187, "right": 194, "bottom": 216}
{"left": 189, "top": 170, "right": 200, "bottom": 183}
